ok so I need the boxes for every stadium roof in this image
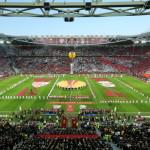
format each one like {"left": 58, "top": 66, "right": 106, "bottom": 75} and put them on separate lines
{"left": 0, "top": 32, "right": 150, "bottom": 46}
{"left": 0, "top": 0, "right": 150, "bottom": 18}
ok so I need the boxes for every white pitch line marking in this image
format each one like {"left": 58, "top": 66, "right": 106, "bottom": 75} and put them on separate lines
{"left": 47, "top": 76, "right": 60, "bottom": 97}
{"left": 85, "top": 77, "right": 96, "bottom": 99}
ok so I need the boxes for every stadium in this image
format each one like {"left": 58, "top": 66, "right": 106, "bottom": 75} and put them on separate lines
{"left": 0, "top": 0, "right": 150, "bottom": 150}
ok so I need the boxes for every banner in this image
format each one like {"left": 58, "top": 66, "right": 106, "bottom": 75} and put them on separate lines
{"left": 72, "top": 117, "right": 78, "bottom": 128}
{"left": 61, "top": 117, "right": 68, "bottom": 128}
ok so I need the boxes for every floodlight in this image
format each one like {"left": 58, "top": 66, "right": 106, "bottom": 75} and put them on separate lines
{"left": 145, "top": 0, "right": 150, "bottom": 9}
{"left": 85, "top": 2, "right": 92, "bottom": 11}
{"left": 44, "top": 2, "right": 50, "bottom": 11}
{"left": 64, "top": 17, "right": 74, "bottom": 22}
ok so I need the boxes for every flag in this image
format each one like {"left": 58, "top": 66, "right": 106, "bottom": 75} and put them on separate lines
{"left": 61, "top": 117, "right": 68, "bottom": 128}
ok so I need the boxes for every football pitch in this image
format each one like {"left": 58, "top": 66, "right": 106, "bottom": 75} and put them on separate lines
{"left": 0, "top": 74, "right": 150, "bottom": 115}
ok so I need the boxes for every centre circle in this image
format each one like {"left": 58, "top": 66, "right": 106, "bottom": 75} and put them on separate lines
{"left": 57, "top": 80, "right": 86, "bottom": 89}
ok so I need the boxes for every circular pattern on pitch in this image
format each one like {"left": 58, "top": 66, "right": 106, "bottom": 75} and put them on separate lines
{"left": 57, "top": 80, "right": 86, "bottom": 89}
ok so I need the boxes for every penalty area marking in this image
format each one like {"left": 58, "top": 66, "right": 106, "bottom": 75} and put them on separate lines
{"left": 47, "top": 76, "right": 60, "bottom": 97}
{"left": 85, "top": 77, "right": 96, "bottom": 99}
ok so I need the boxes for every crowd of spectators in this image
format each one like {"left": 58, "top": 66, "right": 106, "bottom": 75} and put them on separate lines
{"left": 0, "top": 57, "right": 14, "bottom": 76}
{"left": 0, "top": 109, "right": 149, "bottom": 150}
{"left": 0, "top": 45, "right": 149, "bottom": 79}
{"left": 14, "top": 136, "right": 111, "bottom": 150}
{"left": 79, "top": 110, "right": 150, "bottom": 150}
{"left": 111, "top": 122, "right": 150, "bottom": 149}
{"left": 14, "top": 57, "right": 70, "bottom": 74}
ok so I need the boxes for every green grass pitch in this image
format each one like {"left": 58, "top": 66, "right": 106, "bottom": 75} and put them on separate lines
{"left": 0, "top": 74, "right": 150, "bottom": 115}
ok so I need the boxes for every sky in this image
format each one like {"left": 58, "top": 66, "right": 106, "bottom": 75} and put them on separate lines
{"left": 0, "top": 0, "right": 150, "bottom": 36}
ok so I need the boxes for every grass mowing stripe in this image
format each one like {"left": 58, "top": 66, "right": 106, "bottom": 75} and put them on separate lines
{"left": 120, "top": 76, "right": 150, "bottom": 97}
{"left": 0, "top": 75, "right": 21, "bottom": 85}
{"left": 116, "top": 78, "right": 148, "bottom": 100}
{"left": 110, "top": 78, "right": 140, "bottom": 101}
{"left": 0, "top": 74, "right": 150, "bottom": 113}
{"left": 2, "top": 77, "right": 32, "bottom": 96}
{"left": 0, "top": 76, "right": 25, "bottom": 92}
{"left": 87, "top": 77, "right": 111, "bottom": 110}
